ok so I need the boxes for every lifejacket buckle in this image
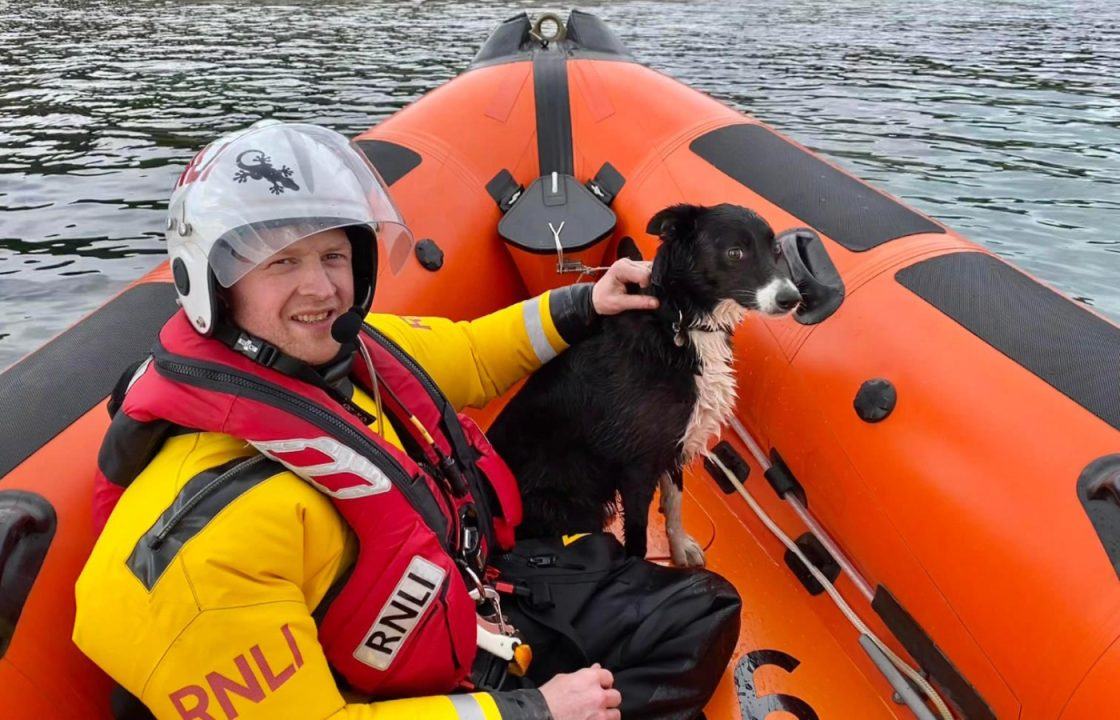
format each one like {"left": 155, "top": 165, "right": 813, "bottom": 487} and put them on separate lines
{"left": 440, "top": 455, "right": 469, "bottom": 496}
{"left": 459, "top": 505, "right": 482, "bottom": 561}
{"left": 463, "top": 562, "right": 515, "bottom": 636}
{"left": 462, "top": 525, "right": 480, "bottom": 559}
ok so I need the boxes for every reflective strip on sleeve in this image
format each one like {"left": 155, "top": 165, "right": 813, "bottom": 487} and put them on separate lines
{"left": 449, "top": 694, "right": 488, "bottom": 720}
{"left": 522, "top": 296, "right": 559, "bottom": 364}
{"left": 472, "top": 693, "right": 504, "bottom": 720}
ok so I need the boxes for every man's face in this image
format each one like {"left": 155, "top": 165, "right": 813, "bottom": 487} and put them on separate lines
{"left": 228, "top": 228, "right": 356, "bottom": 366}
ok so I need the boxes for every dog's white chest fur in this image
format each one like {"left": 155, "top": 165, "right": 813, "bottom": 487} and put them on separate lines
{"left": 680, "top": 300, "right": 744, "bottom": 461}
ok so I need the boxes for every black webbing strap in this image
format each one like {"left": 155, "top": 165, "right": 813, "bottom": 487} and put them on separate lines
{"left": 487, "top": 169, "right": 523, "bottom": 212}
{"left": 533, "top": 49, "right": 574, "bottom": 176}
{"left": 586, "top": 162, "right": 625, "bottom": 205}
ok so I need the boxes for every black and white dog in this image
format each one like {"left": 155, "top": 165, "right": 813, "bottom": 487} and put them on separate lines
{"left": 488, "top": 203, "right": 800, "bottom": 565}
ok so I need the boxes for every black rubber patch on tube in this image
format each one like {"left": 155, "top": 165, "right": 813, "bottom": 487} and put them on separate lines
{"left": 872, "top": 586, "right": 995, "bottom": 720}
{"left": 897, "top": 252, "right": 1120, "bottom": 432}
{"left": 355, "top": 140, "right": 422, "bottom": 186}
{"left": 0, "top": 283, "right": 179, "bottom": 480}
{"left": 690, "top": 124, "right": 944, "bottom": 251}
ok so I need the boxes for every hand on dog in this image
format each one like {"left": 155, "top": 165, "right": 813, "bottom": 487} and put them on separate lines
{"left": 592, "top": 259, "right": 659, "bottom": 316}
{"left": 539, "top": 663, "right": 622, "bottom": 720}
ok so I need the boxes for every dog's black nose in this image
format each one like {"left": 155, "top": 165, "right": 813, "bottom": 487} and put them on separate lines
{"left": 776, "top": 286, "right": 801, "bottom": 311}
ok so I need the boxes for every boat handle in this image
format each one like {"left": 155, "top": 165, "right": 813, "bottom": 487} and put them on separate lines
{"left": 0, "top": 491, "right": 57, "bottom": 658}
{"left": 1087, "top": 470, "right": 1120, "bottom": 506}
{"left": 1077, "top": 455, "right": 1120, "bottom": 579}
{"left": 777, "top": 227, "right": 845, "bottom": 325}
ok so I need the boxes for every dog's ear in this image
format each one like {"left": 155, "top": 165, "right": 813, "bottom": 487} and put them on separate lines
{"left": 646, "top": 204, "right": 703, "bottom": 243}
{"left": 616, "top": 236, "right": 644, "bottom": 262}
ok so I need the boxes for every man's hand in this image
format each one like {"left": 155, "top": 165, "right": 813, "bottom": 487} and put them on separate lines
{"left": 591, "top": 259, "right": 659, "bottom": 316}
{"left": 539, "top": 664, "right": 622, "bottom": 720}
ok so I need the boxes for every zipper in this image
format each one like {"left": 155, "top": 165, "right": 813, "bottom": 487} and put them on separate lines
{"left": 155, "top": 355, "right": 457, "bottom": 550}
{"left": 150, "top": 454, "right": 270, "bottom": 547}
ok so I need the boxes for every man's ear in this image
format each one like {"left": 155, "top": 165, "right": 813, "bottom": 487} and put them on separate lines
{"left": 646, "top": 204, "right": 703, "bottom": 242}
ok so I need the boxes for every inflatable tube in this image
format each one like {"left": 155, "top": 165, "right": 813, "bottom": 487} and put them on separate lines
{"left": 2, "top": 10, "right": 1117, "bottom": 719}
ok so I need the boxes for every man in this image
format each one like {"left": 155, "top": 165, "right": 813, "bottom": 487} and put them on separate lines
{"left": 74, "top": 122, "right": 739, "bottom": 720}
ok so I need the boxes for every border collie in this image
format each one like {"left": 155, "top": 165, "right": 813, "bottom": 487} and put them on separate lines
{"left": 488, "top": 203, "right": 800, "bottom": 565}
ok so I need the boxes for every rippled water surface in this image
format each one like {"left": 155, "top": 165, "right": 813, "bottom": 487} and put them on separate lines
{"left": 2, "top": 0, "right": 1118, "bottom": 370}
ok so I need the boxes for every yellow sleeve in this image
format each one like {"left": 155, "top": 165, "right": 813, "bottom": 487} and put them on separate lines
{"left": 369, "top": 291, "right": 570, "bottom": 412}
{"left": 74, "top": 435, "right": 551, "bottom": 720}
{"left": 138, "top": 599, "right": 537, "bottom": 720}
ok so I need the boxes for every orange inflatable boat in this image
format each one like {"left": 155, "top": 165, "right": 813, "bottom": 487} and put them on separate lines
{"left": 2, "top": 11, "right": 1118, "bottom": 719}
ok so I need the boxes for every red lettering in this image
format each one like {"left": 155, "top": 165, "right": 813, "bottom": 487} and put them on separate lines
{"left": 250, "top": 643, "right": 296, "bottom": 691}
{"left": 175, "top": 145, "right": 222, "bottom": 189}
{"left": 172, "top": 625, "right": 303, "bottom": 719}
{"left": 281, "top": 623, "right": 304, "bottom": 668}
{"left": 169, "top": 685, "right": 215, "bottom": 720}
{"left": 175, "top": 150, "right": 206, "bottom": 189}
{"left": 206, "top": 655, "right": 265, "bottom": 719}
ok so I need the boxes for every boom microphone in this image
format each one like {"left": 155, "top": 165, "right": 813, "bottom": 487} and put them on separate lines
{"left": 331, "top": 308, "right": 364, "bottom": 344}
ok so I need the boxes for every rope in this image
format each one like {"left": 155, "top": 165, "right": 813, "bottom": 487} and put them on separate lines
{"left": 707, "top": 451, "right": 955, "bottom": 720}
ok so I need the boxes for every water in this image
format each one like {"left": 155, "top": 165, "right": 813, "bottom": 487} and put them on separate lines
{"left": 2, "top": 0, "right": 1118, "bottom": 371}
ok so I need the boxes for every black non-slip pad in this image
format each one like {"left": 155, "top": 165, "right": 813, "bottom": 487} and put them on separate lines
{"left": 0, "top": 282, "right": 179, "bottom": 479}
{"left": 690, "top": 124, "right": 944, "bottom": 252}
{"left": 355, "top": 139, "right": 422, "bottom": 187}
{"left": 896, "top": 252, "right": 1120, "bottom": 432}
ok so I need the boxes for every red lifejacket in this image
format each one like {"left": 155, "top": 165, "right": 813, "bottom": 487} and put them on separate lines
{"left": 92, "top": 310, "right": 522, "bottom": 697}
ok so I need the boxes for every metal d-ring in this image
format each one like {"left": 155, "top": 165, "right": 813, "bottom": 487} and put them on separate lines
{"left": 530, "top": 13, "right": 566, "bottom": 45}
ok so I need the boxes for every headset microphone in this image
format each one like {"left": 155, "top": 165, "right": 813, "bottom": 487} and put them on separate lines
{"left": 331, "top": 308, "right": 364, "bottom": 344}
{"left": 330, "top": 307, "right": 385, "bottom": 439}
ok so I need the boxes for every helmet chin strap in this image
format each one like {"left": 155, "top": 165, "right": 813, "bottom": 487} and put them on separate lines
{"left": 211, "top": 309, "right": 380, "bottom": 431}
{"left": 212, "top": 320, "right": 312, "bottom": 377}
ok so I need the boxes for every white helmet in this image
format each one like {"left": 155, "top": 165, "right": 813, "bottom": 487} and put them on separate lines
{"left": 166, "top": 121, "right": 413, "bottom": 335}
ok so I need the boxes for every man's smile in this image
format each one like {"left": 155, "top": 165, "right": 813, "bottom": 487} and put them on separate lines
{"left": 290, "top": 308, "right": 336, "bottom": 326}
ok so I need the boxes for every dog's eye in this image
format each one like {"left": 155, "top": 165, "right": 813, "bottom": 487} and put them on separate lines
{"left": 727, "top": 247, "right": 744, "bottom": 261}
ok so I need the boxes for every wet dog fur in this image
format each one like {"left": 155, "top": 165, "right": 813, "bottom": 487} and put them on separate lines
{"left": 488, "top": 203, "right": 800, "bottom": 564}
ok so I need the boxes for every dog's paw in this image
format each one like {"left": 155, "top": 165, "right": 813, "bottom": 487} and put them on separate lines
{"left": 668, "top": 531, "right": 706, "bottom": 567}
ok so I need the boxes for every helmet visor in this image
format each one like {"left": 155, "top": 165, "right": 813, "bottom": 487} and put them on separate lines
{"left": 178, "top": 123, "right": 414, "bottom": 288}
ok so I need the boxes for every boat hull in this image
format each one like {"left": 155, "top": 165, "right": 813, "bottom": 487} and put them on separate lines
{"left": 2, "top": 11, "right": 1118, "bottom": 719}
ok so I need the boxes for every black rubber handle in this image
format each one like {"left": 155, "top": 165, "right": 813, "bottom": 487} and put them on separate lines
{"left": 778, "top": 228, "right": 846, "bottom": 325}
{"left": 0, "top": 491, "right": 57, "bottom": 658}
{"left": 1077, "top": 455, "right": 1120, "bottom": 580}
{"left": 1087, "top": 468, "right": 1120, "bottom": 506}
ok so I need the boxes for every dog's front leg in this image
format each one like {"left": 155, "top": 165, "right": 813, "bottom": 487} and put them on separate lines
{"left": 621, "top": 476, "right": 658, "bottom": 559}
{"left": 659, "top": 473, "right": 706, "bottom": 567}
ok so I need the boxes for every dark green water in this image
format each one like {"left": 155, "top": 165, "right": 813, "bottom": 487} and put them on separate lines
{"left": 2, "top": 0, "right": 1118, "bottom": 370}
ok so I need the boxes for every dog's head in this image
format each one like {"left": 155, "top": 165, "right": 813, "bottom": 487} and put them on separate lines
{"left": 646, "top": 203, "right": 800, "bottom": 320}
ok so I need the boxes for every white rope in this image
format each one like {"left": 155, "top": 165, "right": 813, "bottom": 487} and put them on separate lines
{"left": 707, "top": 451, "right": 954, "bottom": 720}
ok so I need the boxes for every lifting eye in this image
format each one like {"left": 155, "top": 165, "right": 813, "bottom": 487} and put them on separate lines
{"left": 728, "top": 247, "right": 744, "bottom": 261}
